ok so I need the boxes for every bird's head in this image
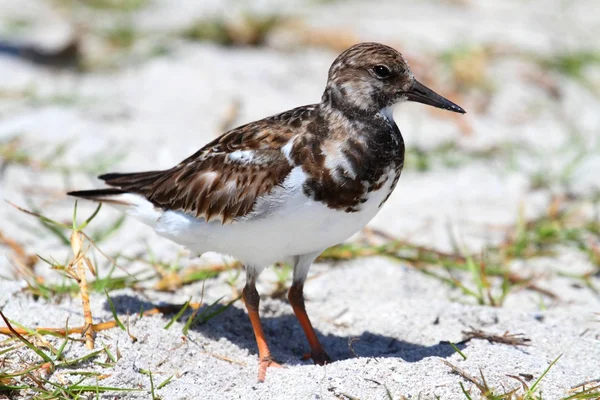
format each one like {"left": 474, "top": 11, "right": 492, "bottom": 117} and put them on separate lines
{"left": 323, "top": 42, "right": 466, "bottom": 116}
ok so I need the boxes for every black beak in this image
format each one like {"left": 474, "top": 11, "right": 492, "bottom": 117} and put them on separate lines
{"left": 404, "top": 80, "right": 466, "bottom": 114}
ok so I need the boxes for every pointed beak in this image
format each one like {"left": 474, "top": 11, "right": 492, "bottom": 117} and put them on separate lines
{"left": 404, "top": 80, "right": 466, "bottom": 114}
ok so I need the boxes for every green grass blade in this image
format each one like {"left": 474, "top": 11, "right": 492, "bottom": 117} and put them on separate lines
{"left": 0, "top": 312, "right": 53, "bottom": 364}
{"left": 449, "top": 342, "right": 467, "bottom": 360}
{"left": 164, "top": 297, "right": 191, "bottom": 330}
{"left": 157, "top": 375, "right": 174, "bottom": 390}
{"left": 0, "top": 345, "right": 19, "bottom": 356}
{"left": 529, "top": 354, "right": 562, "bottom": 395}
{"left": 459, "top": 382, "right": 473, "bottom": 400}
{"left": 103, "top": 345, "right": 117, "bottom": 363}
{"left": 77, "top": 203, "right": 102, "bottom": 231}
{"left": 183, "top": 297, "right": 224, "bottom": 335}
{"left": 54, "top": 319, "right": 70, "bottom": 361}
{"left": 72, "top": 199, "right": 79, "bottom": 230}
{"left": 56, "top": 349, "right": 103, "bottom": 368}
{"left": 192, "top": 296, "right": 240, "bottom": 328}
{"left": 149, "top": 370, "right": 156, "bottom": 399}
{"left": 105, "top": 290, "right": 125, "bottom": 330}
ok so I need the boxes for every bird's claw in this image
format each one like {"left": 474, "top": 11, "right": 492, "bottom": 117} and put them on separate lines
{"left": 257, "top": 356, "right": 282, "bottom": 382}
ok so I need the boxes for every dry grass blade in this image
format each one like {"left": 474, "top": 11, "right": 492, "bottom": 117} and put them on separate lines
{"left": 70, "top": 230, "right": 95, "bottom": 349}
{"left": 347, "top": 337, "right": 360, "bottom": 358}
{"left": 5, "top": 200, "right": 70, "bottom": 229}
{"left": 506, "top": 374, "right": 530, "bottom": 392}
{"left": 442, "top": 360, "right": 519, "bottom": 399}
{"left": 323, "top": 196, "right": 597, "bottom": 307}
{"left": 565, "top": 385, "right": 600, "bottom": 399}
{"left": 570, "top": 378, "right": 600, "bottom": 391}
{"left": 8, "top": 201, "right": 105, "bottom": 349}
{"left": 0, "top": 303, "right": 202, "bottom": 337}
{"left": 80, "top": 231, "right": 135, "bottom": 279}
{"left": 0, "top": 311, "right": 53, "bottom": 365}
{"left": 516, "top": 279, "right": 559, "bottom": 300}
{"left": 206, "top": 352, "right": 246, "bottom": 366}
{"left": 441, "top": 360, "right": 488, "bottom": 394}
{"left": 0, "top": 230, "right": 38, "bottom": 270}
{"left": 461, "top": 328, "right": 531, "bottom": 347}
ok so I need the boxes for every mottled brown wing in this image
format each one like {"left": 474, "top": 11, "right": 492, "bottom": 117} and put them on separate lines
{"left": 99, "top": 105, "right": 320, "bottom": 223}
{"left": 100, "top": 149, "right": 293, "bottom": 224}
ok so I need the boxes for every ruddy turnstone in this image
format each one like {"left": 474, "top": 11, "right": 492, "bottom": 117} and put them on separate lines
{"left": 69, "top": 42, "right": 465, "bottom": 381}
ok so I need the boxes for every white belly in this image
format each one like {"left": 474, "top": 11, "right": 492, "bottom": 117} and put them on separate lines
{"left": 123, "top": 167, "right": 397, "bottom": 267}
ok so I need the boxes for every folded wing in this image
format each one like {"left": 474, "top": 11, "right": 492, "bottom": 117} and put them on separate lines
{"left": 99, "top": 147, "right": 293, "bottom": 224}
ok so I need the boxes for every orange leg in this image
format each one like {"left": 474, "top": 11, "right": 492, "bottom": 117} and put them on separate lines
{"left": 242, "top": 281, "right": 281, "bottom": 382}
{"left": 288, "top": 283, "right": 331, "bottom": 365}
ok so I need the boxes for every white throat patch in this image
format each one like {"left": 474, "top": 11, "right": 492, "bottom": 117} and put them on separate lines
{"left": 380, "top": 106, "right": 396, "bottom": 123}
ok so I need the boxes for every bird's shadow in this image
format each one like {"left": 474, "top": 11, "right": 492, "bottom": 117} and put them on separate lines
{"left": 104, "top": 294, "right": 461, "bottom": 366}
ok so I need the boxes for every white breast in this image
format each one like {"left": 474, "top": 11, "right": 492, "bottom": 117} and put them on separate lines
{"left": 148, "top": 166, "right": 397, "bottom": 267}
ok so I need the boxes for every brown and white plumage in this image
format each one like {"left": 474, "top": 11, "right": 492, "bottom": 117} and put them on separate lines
{"left": 96, "top": 108, "right": 303, "bottom": 224}
{"left": 69, "top": 42, "right": 465, "bottom": 382}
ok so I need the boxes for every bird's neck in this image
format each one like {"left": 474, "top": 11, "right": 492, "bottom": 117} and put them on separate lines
{"left": 316, "top": 94, "right": 399, "bottom": 142}
{"left": 320, "top": 85, "right": 380, "bottom": 120}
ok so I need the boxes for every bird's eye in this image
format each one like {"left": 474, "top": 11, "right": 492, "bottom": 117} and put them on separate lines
{"left": 373, "top": 65, "right": 392, "bottom": 79}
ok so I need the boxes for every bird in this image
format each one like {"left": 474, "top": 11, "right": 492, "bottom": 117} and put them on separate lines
{"left": 68, "top": 42, "right": 465, "bottom": 382}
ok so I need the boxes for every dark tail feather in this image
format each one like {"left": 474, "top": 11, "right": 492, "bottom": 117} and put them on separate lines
{"left": 98, "top": 172, "right": 137, "bottom": 181}
{"left": 99, "top": 170, "right": 170, "bottom": 190}
{"left": 67, "top": 188, "right": 131, "bottom": 205}
{"left": 68, "top": 188, "right": 126, "bottom": 198}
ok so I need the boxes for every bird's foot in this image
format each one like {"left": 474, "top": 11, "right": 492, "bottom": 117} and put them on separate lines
{"left": 302, "top": 350, "right": 332, "bottom": 366}
{"left": 257, "top": 356, "right": 282, "bottom": 382}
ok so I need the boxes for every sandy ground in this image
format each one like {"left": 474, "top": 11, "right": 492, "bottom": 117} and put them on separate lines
{"left": 1, "top": 0, "right": 600, "bottom": 399}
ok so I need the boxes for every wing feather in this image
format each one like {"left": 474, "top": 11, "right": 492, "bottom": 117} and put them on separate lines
{"left": 98, "top": 104, "right": 320, "bottom": 223}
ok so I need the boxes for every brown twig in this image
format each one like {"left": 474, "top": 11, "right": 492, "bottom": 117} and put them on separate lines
{"left": 504, "top": 272, "right": 559, "bottom": 300}
{"left": 207, "top": 352, "right": 246, "bottom": 366}
{"left": 522, "top": 282, "right": 559, "bottom": 300}
{"left": 443, "top": 360, "right": 520, "bottom": 398}
{"left": 441, "top": 360, "right": 487, "bottom": 393}
{"left": 0, "top": 303, "right": 202, "bottom": 337}
{"left": 347, "top": 337, "right": 360, "bottom": 358}
{"left": 461, "top": 328, "right": 531, "bottom": 347}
